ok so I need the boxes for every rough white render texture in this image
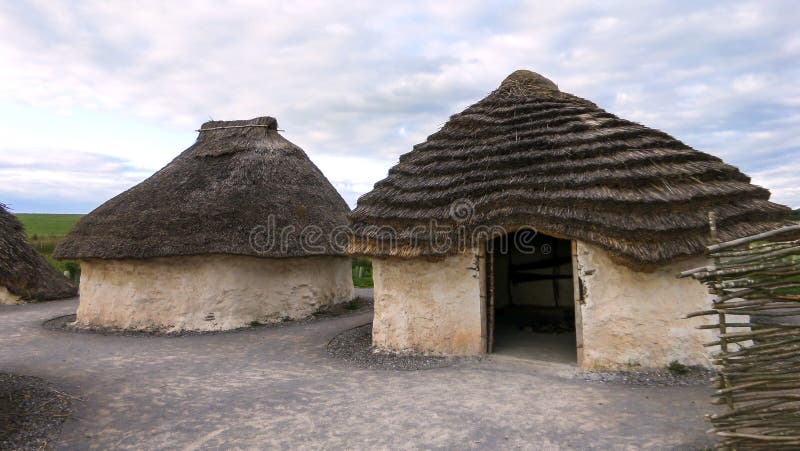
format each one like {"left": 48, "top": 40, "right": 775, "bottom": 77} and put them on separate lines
{"left": 0, "top": 285, "right": 22, "bottom": 305}
{"left": 576, "top": 242, "right": 714, "bottom": 370}
{"left": 372, "top": 252, "right": 485, "bottom": 355}
{"left": 77, "top": 255, "right": 354, "bottom": 332}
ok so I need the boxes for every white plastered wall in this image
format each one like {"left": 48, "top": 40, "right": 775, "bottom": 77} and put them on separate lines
{"left": 371, "top": 251, "right": 485, "bottom": 355}
{"left": 370, "top": 242, "right": 718, "bottom": 368}
{"left": 77, "top": 254, "right": 353, "bottom": 332}
{"left": 0, "top": 285, "right": 22, "bottom": 305}
{"left": 575, "top": 242, "right": 714, "bottom": 369}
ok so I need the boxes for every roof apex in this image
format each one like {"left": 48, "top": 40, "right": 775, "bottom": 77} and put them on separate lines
{"left": 497, "top": 70, "right": 559, "bottom": 96}
{"left": 199, "top": 116, "right": 278, "bottom": 133}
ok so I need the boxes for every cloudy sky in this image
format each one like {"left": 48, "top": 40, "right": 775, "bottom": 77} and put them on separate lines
{"left": 1, "top": 0, "right": 798, "bottom": 213}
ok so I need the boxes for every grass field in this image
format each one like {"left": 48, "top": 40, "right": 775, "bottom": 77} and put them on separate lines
{"left": 15, "top": 213, "right": 84, "bottom": 238}
{"left": 15, "top": 213, "right": 84, "bottom": 283}
{"left": 352, "top": 257, "right": 374, "bottom": 288}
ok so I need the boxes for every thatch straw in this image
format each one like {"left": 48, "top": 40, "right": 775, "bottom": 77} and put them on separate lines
{"left": 348, "top": 70, "right": 791, "bottom": 268}
{"left": 54, "top": 117, "right": 350, "bottom": 260}
{"left": 0, "top": 204, "right": 77, "bottom": 301}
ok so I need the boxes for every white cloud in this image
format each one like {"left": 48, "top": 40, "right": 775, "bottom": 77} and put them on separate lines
{"left": 751, "top": 163, "right": 800, "bottom": 208}
{"left": 313, "top": 154, "right": 395, "bottom": 205}
{"left": 732, "top": 74, "right": 768, "bottom": 94}
{"left": 0, "top": 0, "right": 798, "bottom": 211}
{"left": 0, "top": 149, "right": 150, "bottom": 203}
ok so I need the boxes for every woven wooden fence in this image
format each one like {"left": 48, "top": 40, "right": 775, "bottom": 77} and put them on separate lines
{"left": 681, "top": 217, "right": 800, "bottom": 449}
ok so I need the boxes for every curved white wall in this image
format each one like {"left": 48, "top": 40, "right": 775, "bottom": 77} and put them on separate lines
{"left": 372, "top": 252, "right": 485, "bottom": 355}
{"left": 576, "top": 243, "right": 714, "bottom": 369}
{"left": 77, "top": 254, "right": 353, "bottom": 331}
{"left": 0, "top": 285, "right": 22, "bottom": 305}
{"left": 370, "top": 243, "right": 716, "bottom": 369}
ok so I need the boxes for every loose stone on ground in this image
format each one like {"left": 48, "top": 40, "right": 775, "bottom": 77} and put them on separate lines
{"left": 0, "top": 373, "right": 74, "bottom": 451}
{"left": 327, "top": 323, "right": 474, "bottom": 370}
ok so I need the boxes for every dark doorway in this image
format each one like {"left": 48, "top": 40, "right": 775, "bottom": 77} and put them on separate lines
{"left": 486, "top": 230, "right": 577, "bottom": 364}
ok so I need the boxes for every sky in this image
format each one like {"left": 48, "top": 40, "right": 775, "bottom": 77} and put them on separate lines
{"left": 0, "top": 0, "right": 798, "bottom": 214}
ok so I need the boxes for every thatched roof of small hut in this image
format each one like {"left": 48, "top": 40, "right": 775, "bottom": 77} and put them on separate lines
{"left": 0, "top": 204, "right": 77, "bottom": 301}
{"left": 349, "top": 70, "right": 791, "bottom": 268}
{"left": 55, "top": 117, "right": 350, "bottom": 260}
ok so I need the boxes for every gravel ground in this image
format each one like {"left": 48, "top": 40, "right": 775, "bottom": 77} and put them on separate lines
{"left": 42, "top": 297, "right": 374, "bottom": 337}
{"left": 0, "top": 373, "right": 73, "bottom": 450}
{"left": 1, "top": 297, "right": 718, "bottom": 449}
{"left": 327, "top": 323, "right": 713, "bottom": 383}
{"left": 583, "top": 367, "right": 716, "bottom": 386}
{"left": 327, "top": 323, "right": 475, "bottom": 370}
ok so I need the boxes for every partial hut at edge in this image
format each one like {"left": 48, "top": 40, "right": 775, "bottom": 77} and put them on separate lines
{"left": 348, "top": 70, "right": 791, "bottom": 370}
{"left": 55, "top": 116, "right": 354, "bottom": 331}
{"left": 0, "top": 204, "right": 77, "bottom": 304}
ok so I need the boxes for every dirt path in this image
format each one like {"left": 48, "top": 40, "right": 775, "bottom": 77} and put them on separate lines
{"left": 0, "top": 299, "right": 715, "bottom": 449}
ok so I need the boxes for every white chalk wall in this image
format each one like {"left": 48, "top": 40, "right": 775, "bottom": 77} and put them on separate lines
{"left": 371, "top": 252, "right": 485, "bottom": 355}
{"left": 0, "top": 285, "right": 22, "bottom": 305}
{"left": 575, "top": 242, "right": 714, "bottom": 369}
{"left": 77, "top": 254, "right": 353, "bottom": 331}
{"left": 369, "top": 242, "right": 716, "bottom": 369}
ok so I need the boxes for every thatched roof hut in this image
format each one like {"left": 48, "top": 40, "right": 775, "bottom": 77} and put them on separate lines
{"left": 55, "top": 116, "right": 353, "bottom": 331}
{"left": 0, "top": 204, "right": 76, "bottom": 303}
{"left": 56, "top": 116, "right": 349, "bottom": 260}
{"left": 349, "top": 70, "right": 790, "bottom": 268}
{"left": 350, "top": 70, "right": 791, "bottom": 369}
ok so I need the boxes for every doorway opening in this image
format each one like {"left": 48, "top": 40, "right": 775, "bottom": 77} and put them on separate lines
{"left": 486, "top": 230, "right": 577, "bottom": 364}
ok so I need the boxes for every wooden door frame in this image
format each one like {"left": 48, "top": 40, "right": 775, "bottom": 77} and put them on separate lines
{"left": 484, "top": 237, "right": 584, "bottom": 365}
{"left": 485, "top": 241, "right": 495, "bottom": 353}
{"left": 571, "top": 241, "right": 585, "bottom": 367}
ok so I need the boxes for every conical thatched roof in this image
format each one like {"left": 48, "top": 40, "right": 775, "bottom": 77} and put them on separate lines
{"left": 349, "top": 70, "right": 791, "bottom": 268}
{"left": 55, "top": 116, "right": 350, "bottom": 260}
{"left": 0, "top": 204, "right": 77, "bottom": 301}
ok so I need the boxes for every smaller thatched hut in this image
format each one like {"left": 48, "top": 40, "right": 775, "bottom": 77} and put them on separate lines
{"left": 0, "top": 204, "right": 77, "bottom": 304}
{"left": 55, "top": 116, "right": 354, "bottom": 331}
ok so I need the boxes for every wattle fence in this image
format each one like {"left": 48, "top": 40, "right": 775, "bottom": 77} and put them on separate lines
{"left": 681, "top": 219, "right": 800, "bottom": 449}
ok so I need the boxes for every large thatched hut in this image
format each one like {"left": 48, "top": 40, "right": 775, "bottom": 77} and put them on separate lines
{"left": 55, "top": 116, "right": 354, "bottom": 331}
{"left": 349, "top": 70, "right": 791, "bottom": 369}
{"left": 0, "top": 204, "right": 77, "bottom": 303}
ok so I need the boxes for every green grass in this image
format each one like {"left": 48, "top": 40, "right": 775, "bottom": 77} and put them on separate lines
{"left": 14, "top": 213, "right": 84, "bottom": 284}
{"left": 783, "top": 274, "right": 800, "bottom": 295}
{"left": 668, "top": 360, "right": 690, "bottom": 376}
{"left": 15, "top": 213, "right": 84, "bottom": 237}
{"left": 352, "top": 257, "right": 373, "bottom": 288}
{"left": 353, "top": 277, "right": 374, "bottom": 288}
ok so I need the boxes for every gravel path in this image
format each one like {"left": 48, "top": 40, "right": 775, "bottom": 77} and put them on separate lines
{"left": 0, "top": 373, "right": 73, "bottom": 450}
{"left": 42, "top": 296, "right": 373, "bottom": 337}
{"left": 327, "top": 323, "right": 473, "bottom": 370}
{"left": 583, "top": 367, "right": 715, "bottom": 387}
{"left": 0, "top": 297, "right": 718, "bottom": 449}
